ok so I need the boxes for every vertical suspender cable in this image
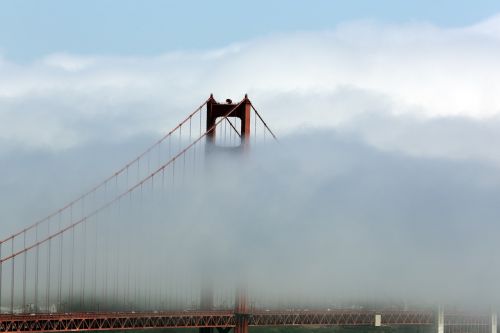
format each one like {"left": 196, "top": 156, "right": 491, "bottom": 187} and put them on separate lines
{"left": 148, "top": 271, "right": 151, "bottom": 310}
{"left": 115, "top": 197, "right": 120, "bottom": 309}
{"left": 47, "top": 238, "right": 51, "bottom": 312}
{"left": 147, "top": 150, "right": 151, "bottom": 175}
{"left": 89, "top": 194, "right": 94, "bottom": 310}
{"left": 124, "top": 223, "right": 130, "bottom": 310}
{"left": 22, "top": 231, "right": 26, "bottom": 313}
{"left": 81, "top": 198, "right": 86, "bottom": 309}
{"left": 133, "top": 266, "right": 137, "bottom": 310}
{"left": 172, "top": 159, "right": 176, "bottom": 188}
{"left": 10, "top": 241, "right": 14, "bottom": 314}
{"left": 103, "top": 213, "right": 108, "bottom": 310}
{"left": 125, "top": 172, "right": 129, "bottom": 310}
{"left": 58, "top": 214, "right": 63, "bottom": 311}
{"left": 93, "top": 199, "right": 98, "bottom": 311}
{"left": 70, "top": 222, "right": 74, "bottom": 310}
{"left": 103, "top": 180, "right": 108, "bottom": 310}
{"left": 35, "top": 226, "right": 39, "bottom": 312}
{"left": 193, "top": 140, "right": 197, "bottom": 176}
{"left": 183, "top": 150, "right": 186, "bottom": 183}
{"left": 189, "top": 116, "right": 192, "bottom": 143}
{"left": 115, "top": 178, "right": 119, "bottom": 307}
{"left": 224, "top": 117, "right": 227, "bottom": 145}
{"left": 126, "top": 174, "right": 132, "bottom": 310}
{"left": 179, "top": 125, "right": 182, "bottom": 155}
{"left": 46, "top": 220, "right": 51, "bottom": 312}
{"left": 158, "top": 265, "right": 163, "bottom": 310}
{"left": 158, "top": 142, "right": 161, "bottom": 171}
{"left": 137, "top": 159, "right": 140, "bottom": 187}
{"left": 169, "top": 136, "right": 172, "bottom": 161}
{"left": 10, "top": 256, "right": 14, "bottom": 313}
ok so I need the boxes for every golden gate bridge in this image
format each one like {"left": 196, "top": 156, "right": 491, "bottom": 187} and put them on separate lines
{"left": 0, "top": 95, "right": 496, "bottom": 333}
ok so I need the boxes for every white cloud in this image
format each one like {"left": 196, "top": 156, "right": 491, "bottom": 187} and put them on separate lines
{"left": 468, "top": 13, "right": 500, "bottom": 39}
{"left": 42, "top": 53, "right": 98, "bottom": 72}
{"left": 1, "top": 15, "right": 500, "bottom": 162}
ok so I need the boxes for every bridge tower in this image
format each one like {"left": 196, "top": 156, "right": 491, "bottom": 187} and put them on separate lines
{"left": 234, "top": 288, "right": 249, "bottom": 333}
{"left": 206, "top": 94, "right": 252, "bottom": 148}
{"left": 200, "top": 95, "right": 251, "bottom": 333}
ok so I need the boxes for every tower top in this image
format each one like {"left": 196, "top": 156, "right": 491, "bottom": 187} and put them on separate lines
{"left": 206, "top": 94, "right": 252, "bottom": 147}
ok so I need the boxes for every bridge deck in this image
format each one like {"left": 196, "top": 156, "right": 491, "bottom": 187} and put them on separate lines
{"left": 0, "top": 309, "right": 438, "bottom": 332}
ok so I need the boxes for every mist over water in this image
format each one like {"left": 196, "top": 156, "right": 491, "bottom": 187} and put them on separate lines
{"left": 1, "top": 130, "right": 500, "bottom": 312}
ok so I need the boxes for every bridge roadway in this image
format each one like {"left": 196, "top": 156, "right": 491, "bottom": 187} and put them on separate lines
{"left": 0, "top": 309, "right": 439, "bottom": 332}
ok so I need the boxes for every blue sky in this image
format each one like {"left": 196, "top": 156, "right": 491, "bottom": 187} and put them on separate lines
{"left": 1, "top": 0, "right": 500, "bottom": 61}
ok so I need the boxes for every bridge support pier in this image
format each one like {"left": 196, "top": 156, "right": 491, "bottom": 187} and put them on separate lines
{"left": 234, "top": 288, "right": 249, "bottom": 333}
{"left": 234, "top": 315, "right": 249, "bottom": 333}
{"left": 492, "top": 312, "right": 497, "bottom": 333}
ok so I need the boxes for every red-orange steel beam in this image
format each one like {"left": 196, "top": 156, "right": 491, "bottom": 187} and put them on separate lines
{"left": 0, "top": 309, "right": 441, "bottom": 332}
{"left": 1, "top": 309, "right": 493, "bottom": 333}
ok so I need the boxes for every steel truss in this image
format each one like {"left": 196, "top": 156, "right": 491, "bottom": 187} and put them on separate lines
{"left": 0, "top": 311, "right": 235, "bottom": 332}
{"left": 249, "top": 310, "right": 434, "bottom": 326}
{"left": 0, "top": 310, "right": 495, "bottom": 333}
